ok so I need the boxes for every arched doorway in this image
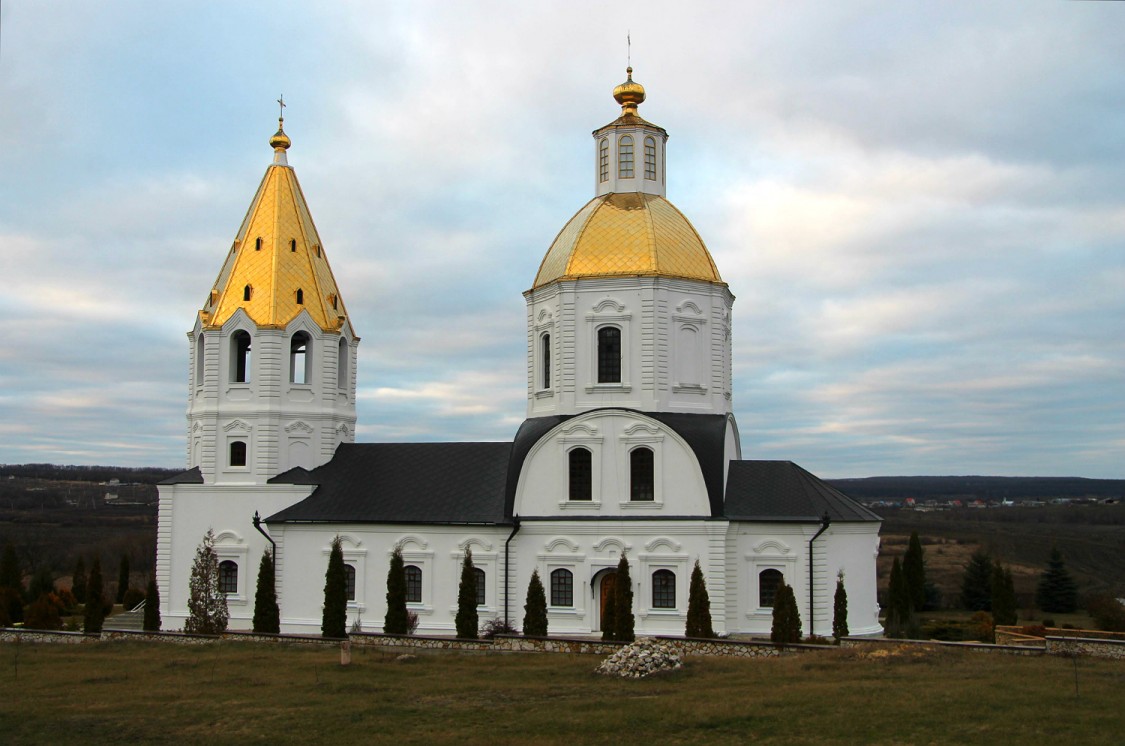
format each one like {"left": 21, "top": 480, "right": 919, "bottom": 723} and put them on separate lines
{"left": 593, "top": 569, "right": 618, "bottom": 633}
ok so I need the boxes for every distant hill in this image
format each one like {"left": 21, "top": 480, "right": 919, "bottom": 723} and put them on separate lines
{"left": 826, "top": 476, "right": 1125, "bottom": 502}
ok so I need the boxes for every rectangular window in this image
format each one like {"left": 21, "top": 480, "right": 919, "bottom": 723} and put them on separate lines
{"left": 652, "top": 570, "right": 676, "bottom": 609}
{"left": 405, "top": 565, "right": 422, "bottom": 603}
{"left": 597, "top": 327, "right": 621, "bottom": 384}
{"left": 599, "top": 139, "right": 609, "bottom": 183}
{"left": 619, "top": 136, "right": 634, "bottom": 178}
{"left": 550, "top": 569, "right": 573, "bottom": 607}
{"left": 644, "top": 139, "right": 656, "bottom": 180}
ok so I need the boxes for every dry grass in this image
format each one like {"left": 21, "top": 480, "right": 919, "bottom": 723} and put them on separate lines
{"left": 1, "top": 641, "right": 1122, "bottom": 744}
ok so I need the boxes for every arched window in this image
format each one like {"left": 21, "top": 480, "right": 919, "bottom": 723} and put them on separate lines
{"left": 404, "top": 565, "right": 422, "bottom": 603}
{"left": 550, "top": 569, "right": 573, "bottom": 607}
{"left": 195, "top": 334, "right": 205, "bottom": 386}
{"left": 597, "top": 326, "right": 621, "bottom": 383}
{"left": 231, "top": 331, "right": 251, "bottom": 383}
{"left": 473, "top": 567, "right": 486, "bottom": 606}
{"left": 568, "top": 448, "right": 592, "bottom": 501}
{"left": 599, "top": 138, "right": 609, "bottom": 182}
{"left": 618, "top": 135, "right": 634, "bottom": 178}
{"left": 229, "top": 441, "right": 247, "bottom": 467}
{"left": 254, "top": 237, "right": 262, "bottom": 251}
{"left": 219, "top": 560, "right": 238, "bottom": 594}
{"left": 337, "top": 338, "right": 348, "bottom": 389}
{"left": 344, "top": 564, "right": 356, "bottom": 602}
{"left": 652, "top": 570, "right": 676, "bottom": 609}
{"left": 295, "top": 288, "right": 304, "bottom": 305}
{"left": 644, "top": 137, "right": 657, "bottom": 180}
{"left": 243, "top": 285, "right": 252, "bottom": 302}
{"left": 541, "top": 333, "right": 551, "bottom": 389}
{"left": 630, "top": 447, "right": 654, "bottom": 501}
{"left": 759, "top": 569, "right": 783, "bottom": 608}
{"left": 290, "top": 332, "right": 310, "bottom": 385}
{"left": 290, "top": 238, "right": 297, "bottom": 252}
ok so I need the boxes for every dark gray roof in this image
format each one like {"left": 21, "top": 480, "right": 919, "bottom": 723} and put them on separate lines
{"left": 159, "top": 466, "right": 203, "bottom": 485}
{"left": 267, "top": 442, "right": 512, "bottom": 524}
{"left": 724, "top": 461, "right": 881, "bottom": 523}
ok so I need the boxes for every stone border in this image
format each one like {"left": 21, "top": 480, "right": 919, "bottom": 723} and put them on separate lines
{"left": 839, "top": 636, "right": 1044, "bottom": 656}
{"left": 1045, "top": 635, "right": 1125, "bottom": 660}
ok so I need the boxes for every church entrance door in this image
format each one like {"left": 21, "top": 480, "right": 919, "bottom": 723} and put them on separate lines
{"left": 598, "top": 571, "right": 617, "bottom": 632}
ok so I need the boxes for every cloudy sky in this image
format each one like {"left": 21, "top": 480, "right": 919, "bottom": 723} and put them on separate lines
{"left": 0, "top": 1, "right": 1121, "bottom": 478}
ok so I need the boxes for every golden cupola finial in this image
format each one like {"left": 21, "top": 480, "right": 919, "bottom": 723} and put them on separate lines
{"left": 613, "top": 67, "right": 646, "bottom": 116}
{"left": 269, "top": 95, "right": 291, "bottom": 161}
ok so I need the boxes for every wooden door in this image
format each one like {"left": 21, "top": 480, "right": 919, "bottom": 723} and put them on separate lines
{"left": 599, "top": 572, "right": 617, "bottom": 631}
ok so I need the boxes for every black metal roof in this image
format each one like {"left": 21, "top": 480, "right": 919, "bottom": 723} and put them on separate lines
{"left": 267, "top": 442, "right": 512, "bottom": 524}
{"left": 724, "top": 461, "right": 881, "bottom": 523}
{"left": 159, "top": 466, "right": 203, "bottom": 485}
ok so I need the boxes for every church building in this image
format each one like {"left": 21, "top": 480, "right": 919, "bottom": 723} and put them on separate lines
{"left": 156, "top": 70, "right": 883, "bottom": 638}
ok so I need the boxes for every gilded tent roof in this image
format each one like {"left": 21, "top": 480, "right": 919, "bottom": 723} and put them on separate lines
{"left": 532, "top": 193, "right": 723, "bottom": 289}
{"left": 201, "top": 141, "right": 351, "bottom": 334}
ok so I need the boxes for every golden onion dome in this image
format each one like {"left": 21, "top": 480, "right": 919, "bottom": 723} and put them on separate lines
{"left": 270, "top": 118, "right": 291, "bottom": 150}
{"left": 612, "top": 67, "right": 646, "bottom": 115}
{"left": 532, "top": 193, "right": 722, "bottom": 289}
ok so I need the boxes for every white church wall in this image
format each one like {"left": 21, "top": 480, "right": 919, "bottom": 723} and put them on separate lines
{"left": 513, "top": 410, "right": 712, "bottom": 518}
{"left": 510, "top": 520, "right": 728, "bottom": 637}
{"left": 729, "top": 522, "right": 883, "bottom": 637}
{"left": 156, "top": 482, "right": 312, "bottom": 631}
{"left": 272, "top": 524, "right": 511, "bottom": 635}
{"left": 525, "top": 277, "right": 733, "bottom": 418}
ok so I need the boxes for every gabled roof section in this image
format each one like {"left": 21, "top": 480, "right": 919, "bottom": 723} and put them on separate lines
{"left": 724, "top": 461, "right": 881, "bottom": 523}
{"left": 159, "top": 466, "right": 203, "bottom": 485}
{"left": 267, "top": 442, "right": 512, "bottom": 524}
{"left": 201, "top": 121, "right": 354, "bottom": 336}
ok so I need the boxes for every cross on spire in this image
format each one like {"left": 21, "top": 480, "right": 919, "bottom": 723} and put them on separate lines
{"left": 277, "top": 95, "right": 286, "bottom": 121}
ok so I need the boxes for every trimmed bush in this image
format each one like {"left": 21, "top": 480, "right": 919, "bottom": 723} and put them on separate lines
{"left": 71, "top": 557, "right": 87, "bottom": 604}
{"left": 322, "top": 536, "right": 348, "bottom": 639}
{"left": 143, "top": 577, "right": 161, "bottom": 631}
{"left": 613, "top": 554, "right": 634, "bottom": 643}
{"left": 252, "top": 550, "right": 280, "bottom": 634}
{"left": 84, "top": 556, "right": 106, "bottom": 634}
{"left": 685, "top": 560, "right": 715, "bottom": 638}
{"left": 771, "top": 583, "right": 802, "bottom": 645}
{"left": 184, "top": 529, "right": 228, "bottom": 635}
{"left": 383, "top": 547, "right": 409, "bottom": 635}
{"left": 832, "top": 571, "right": 849, "bottom": 641}
{"left": 522, "top": 569, "right": 547, "bottom": 637}
{"left": 455, "top": 549, "right": 478, "bottom": 639}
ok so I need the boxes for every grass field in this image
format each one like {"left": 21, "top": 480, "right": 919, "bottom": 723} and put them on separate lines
{"left": 1, "top": 641, "right": 1122, "bottom": 744}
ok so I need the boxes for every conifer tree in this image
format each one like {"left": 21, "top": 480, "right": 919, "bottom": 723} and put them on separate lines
{"left": 991, "top": 562, "right": 1017, "bottom": 626}
{"left": 116, "top": 554, "right": 130, "bottom": 604}
{"left": 613, "top": 554, "right": 634, "bottom": 643}
{"left": 322, "top": 536, "right": 348, "bottom": 638}
{"left": 960, "top": 550, "right": 993, "bottom": 611}
{"left": 252, "top": 549, "right": 280, "bottom": 634}
{"left": 885, "top": 557, "right": 916, "bottom": 637}
{"left": 770, "top": 582, "right": 802, "bottom": 644}
{"left": 455, "top": 548, "right": 478, "bottom": 639}
{"left": 685, "top": 559, "right": 715, "bottom": 638}
{"left": 902, "top": 531, "right": 927, "bottom": 612}
{"left": 29, "top": 565, "right": 55, "bottom": 601}
{"left": 522, "top": 569, "right": 548, "bottom": 637}
{"left": 383, "top": 546, "right": 409, "bottom": 634}
{"left": 143, "top": 576, "right": 161, "bottom": 631}
{"left": 72, "top": 556, "right": 87, "bottom": 604}
{"left": 1036, "top": 546, "right": 1078, "bottom": 613}
{"left": 0, "top": 543, "right": 22, "bottom": 624}
{"left": 600, "top": 580, "right": 617, "bottom": 642}
{"left": 184, "top": 529, "right": 229, "bottom": 635}
{"left": 84, "top": 556, "right": 105, "bottom": 634}
{"left": 832, "top": 570, "right": 849, "bottom": 641}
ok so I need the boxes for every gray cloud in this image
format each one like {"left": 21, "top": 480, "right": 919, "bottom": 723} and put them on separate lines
{"left": 0, "top": 1, "right": 1121, "bottom": 478}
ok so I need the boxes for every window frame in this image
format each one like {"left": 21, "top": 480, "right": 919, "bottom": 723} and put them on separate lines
{"left": 404, "top": 565, "right": 422, "bottom": 604}
{"left": 229, "top": 440, "right": 247, "bottom": 468}
{"left": 758, "top": 569, "right": 784, "bottom": 609}
{"left": 618, "top": 135, "right": 634, "bottom": 179}
{"left": 599, "top": 138, "right": 609, "bottom": 182}
{"left": 344, "top": 563, "right": 356, "bottom": 602}
{"left": 629, "top": 446, "right": 655, "bottom": 502}
{"left": 550, "top": 568, "right": 574, "bottom": 608}
{"left": 644, "top": 136, "right": 657, "bottom": 180}
{"left": 567, "top": 447, "right": 593, "bottom": 502}
{"left": 473, "top": 567, "right": 486, "bottom": 607}
{"left": 596, "top": 325, "right": 622, "bottom": 384}
{"left": 218, "top": 560, "right": 238, "bottom": 595}
{"left": 290, "top": 332, "right": 311, "bottom": 385}
{"left": 651, "top": 569, "right": 676, "bottom": 609}
{"left": 230, "top": 330, "right": 252, "bottom": 383}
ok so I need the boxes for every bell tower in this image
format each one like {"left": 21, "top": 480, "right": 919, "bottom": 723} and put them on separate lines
{"left": 186, "top": 111, "right": 359, "bottom": 484}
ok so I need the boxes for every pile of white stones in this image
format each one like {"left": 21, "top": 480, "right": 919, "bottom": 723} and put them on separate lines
{"left": 596, "top": 637, "right": 683, "bottom": 678}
